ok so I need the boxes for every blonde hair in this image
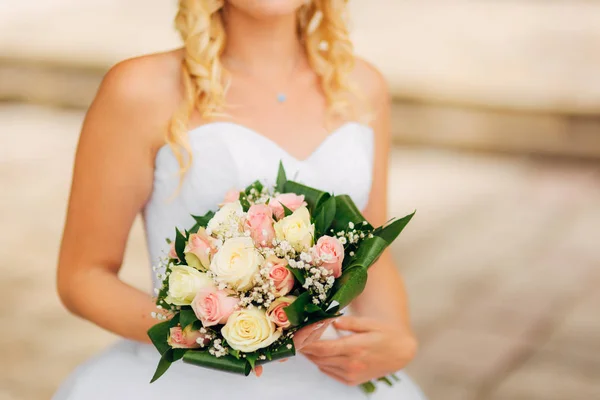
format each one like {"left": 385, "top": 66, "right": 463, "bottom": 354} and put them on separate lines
{"left": 169, "top": 0, "right": 356, "bottom": 177}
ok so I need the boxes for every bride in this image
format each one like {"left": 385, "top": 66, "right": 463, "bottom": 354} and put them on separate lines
{"left": 54, "top": 0, "right": 426, "bottom": 399}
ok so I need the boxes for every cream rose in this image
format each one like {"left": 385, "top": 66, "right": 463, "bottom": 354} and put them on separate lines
{"left": 206, "top": 200, "right": 243, "bottom": 238}
{"left": 165, "top": 265, "right": 214, "bottom": 306}
{"left": 210, "top": 237, "right": 263, "bottom": 291}
{"left": 221, "top": 308, "right": 282, "bottom": 352}
{"left": 273, "top": 206, "right": 315, "bottom": 251}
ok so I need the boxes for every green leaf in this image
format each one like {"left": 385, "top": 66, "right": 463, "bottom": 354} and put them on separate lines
{"left": 150, "top": 349, "right": 174, "bottom": 383}
{"left": 239, "top": 192, "right": 251, "bottom": 212}
{"left": 283, "top": 291, "right": 312, "bottom": 326}
{"left": 360, "top": 381, "right": 377, "bottom": 394}
{"left": 191, "top": 320, "right": 204, "bottom": 331}
{"left": 282, "top": 180, "right": 330, "bottom": 214}
{"left": 147, "top": 320, "right": 172, "bottom": 356}
{"left": 349, "top": 236, "right": 390, "bottom": 270}
{"left": 229, "top": 348, "right": 241, "bottom": 359}
{"left": 314, "top": 196, "right": 337, "bottom": 236}
{"left": 246, "top": 352, "right": 259, "bottom": 370}
{"left": 337, "top": 211, "right": 415, "bottom": 272}
{"left": 328, "top": 266, "right": 368, "bottom": 310}
{"left": 179, "top": 309, "right": 198, "bottom": 330}
{"left": 303, "top": 303, "right": 332, "bottom": 321}
{"left": 192, "top": 211, "right": 215, "bottom": 228}
{"left": 183, "top": 351, "right": 252, "bottom": 376}
{"left": 286, "top": 265, "right": 305, "bottom": 285}
{"left": 244, "top": 180, "right": 263, "bottom": 195}
{"left": 330, "top": 195, "right": 372, "bottom": 232}
{"left": 168, "top": 313, "right": 180, "bottom": 328}
{"left": 276, "top": 161, "right": 287, "bottom": 193}
{"left": 304, "top": 303, "right": 322, "bottom": 314}
{"left": 174, "top": 229, "right": 187, "bottom": 261}
{"left": 374, "top": 211, "right": 415, "bottom": 243}
{"left": 155, "top": 263, "right": 174, "bottom": 308}
{"left": 258, "top": 338, "right": 295, "bottom": 364}
{"left": 281, "top": 203, "right": 294, "bottom": 217}
{"left": 171, "top": 348, "right": 187, "bottom": 362}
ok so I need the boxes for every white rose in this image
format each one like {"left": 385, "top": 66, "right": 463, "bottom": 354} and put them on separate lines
{"left": 206, "top": 200, "right": 244, "bottom": 238}
{"left": 221, "top": 308, "right": 282, "bottom": 352}
{"left": 210, "top": 237, "right": 263, "bottom": 291}
{"left": 273, "top": 206, "right": 315, "bottom": 251}
{"left": 165, "top": 265, "right": 214, "bottom": 306}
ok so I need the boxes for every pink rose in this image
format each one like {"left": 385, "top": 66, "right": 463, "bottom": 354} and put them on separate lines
{"left": 184, "top": 228, "right": 219, "bottom": 271}
{"left": 168, "top": 326, "right": 207, "bottom": 349}
{"left": 313, "top": 235, "right": 345, "bottom": 278}
{"left": 223, "top": 189, "right": 241, "bottom": 205}
{"left": 168, "top": 242, "right": 179, "bottom": 260}
{"left": 269, "top": 193, "right": 307, "bottom": 220}
{"left": 267, "top": 296, "right": 297, "bottom": 329}
{"left": 191, "top": 287, "right": 239, "bottom": 327}
{"left": 266, "top": 256, "right": 295, "bottom": 296}
{"left": 245, "top": 204, "right": 276, "bottom": 247}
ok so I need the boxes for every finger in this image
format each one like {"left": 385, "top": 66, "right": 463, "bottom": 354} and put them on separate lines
{"left": 294, "top": 321, "right": 327, "bottom": 346}
{"left": 278, "top": 358, "right": 289, "bottom": 363}
{"left": 333, "top": 316, "right": 379, "bottom": 333}
{"left": 254, "top": 365, "right": 263, "bottom": 377}
{"left": 294, "top": 320, "right": 333, "bottom": 350}
{"left": 300, "top": 334, "right": 363, "bottom": 357}
{"left": 304, "top": 354, "right": 351, "bottom": 368}
{"left": 302, "top": 321, "right": 331, "bottom": 346}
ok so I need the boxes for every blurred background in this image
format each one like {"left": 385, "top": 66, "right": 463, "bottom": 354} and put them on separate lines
{"left": 1, "top": 1, "right": 599, "bottom": 399}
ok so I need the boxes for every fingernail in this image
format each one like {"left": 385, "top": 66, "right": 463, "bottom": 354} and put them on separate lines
{"left": 313, "top": 322, "right": 324, "bottom": 330}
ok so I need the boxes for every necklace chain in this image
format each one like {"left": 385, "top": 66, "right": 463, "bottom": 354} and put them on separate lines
{"left": 222, "top": 55, "right": 302, "bottom": 104}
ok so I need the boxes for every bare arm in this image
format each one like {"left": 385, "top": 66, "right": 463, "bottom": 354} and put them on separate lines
{"left": 57, "top": 57, "right": 177, "bottom": 343}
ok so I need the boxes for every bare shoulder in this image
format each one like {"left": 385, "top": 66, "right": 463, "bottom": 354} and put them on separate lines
{"left": 86, "top": 49, "right": 184, "bottom": 149}
{"left": 100, "top": 49, "right": 183, "bottom": 106}
{"left": 350, "top": 57, "right": 391, "bottom": 109}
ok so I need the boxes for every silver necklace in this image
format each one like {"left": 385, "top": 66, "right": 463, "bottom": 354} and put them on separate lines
{"left": 223, "top": 56, "right": 301, "bottom": 104}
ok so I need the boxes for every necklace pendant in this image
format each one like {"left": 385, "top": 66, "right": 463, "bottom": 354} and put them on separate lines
{"left": 276, "top": 93, "right": 287, "bottom": 103}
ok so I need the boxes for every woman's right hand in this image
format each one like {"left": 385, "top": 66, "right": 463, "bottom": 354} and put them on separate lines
{"left": 293, "top": 319, "right": 335, "bottom": 350}
{"left": 254, "top": 319, "right": 334, "bottom": 377}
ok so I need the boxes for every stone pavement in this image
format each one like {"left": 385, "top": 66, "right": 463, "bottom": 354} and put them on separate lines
{"left": 1, "top": 104, "right": 599, "bottom": 399}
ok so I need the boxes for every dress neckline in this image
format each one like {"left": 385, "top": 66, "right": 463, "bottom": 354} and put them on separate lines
{"left": 155, "top": 121, "right": 373, "bottom": 164}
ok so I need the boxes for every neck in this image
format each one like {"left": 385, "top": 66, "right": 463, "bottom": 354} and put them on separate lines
{"left": 221, "top": 5, "right": 304, "bottom": 74}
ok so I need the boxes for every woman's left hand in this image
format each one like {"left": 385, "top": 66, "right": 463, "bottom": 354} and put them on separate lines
{"left": 300, "top": 316, "right": 418, "bottom": 386}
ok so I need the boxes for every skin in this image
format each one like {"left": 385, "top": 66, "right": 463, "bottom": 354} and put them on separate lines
{"left": 57, "top": 0, "right": 417, "bottom": 386}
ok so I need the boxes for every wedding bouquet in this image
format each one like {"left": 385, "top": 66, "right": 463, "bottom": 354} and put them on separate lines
{"left": 148, "top": 163, "right": 414, "bottom": 393}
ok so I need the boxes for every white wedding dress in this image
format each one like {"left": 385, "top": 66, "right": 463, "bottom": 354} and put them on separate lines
{"left": 53, "top": 122, "right": 427, "bottom": 400}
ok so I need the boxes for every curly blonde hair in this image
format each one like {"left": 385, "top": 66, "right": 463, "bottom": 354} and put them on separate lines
{"left": 168, "top": 0, "right": 356, "bottom": 177}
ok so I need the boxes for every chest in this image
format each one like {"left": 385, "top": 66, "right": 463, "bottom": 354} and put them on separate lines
{"left": 190, "top": 72, "right": 341, "bottom": 162}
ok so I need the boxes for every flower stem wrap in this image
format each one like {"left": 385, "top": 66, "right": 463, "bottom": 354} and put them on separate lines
{"left": 182, "top": 340, "right": 296, "bottom": 376}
